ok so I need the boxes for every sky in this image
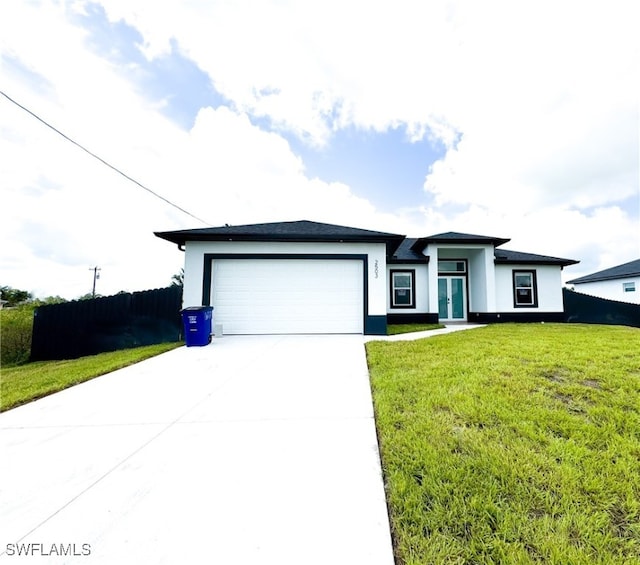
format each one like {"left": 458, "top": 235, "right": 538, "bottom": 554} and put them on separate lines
{"left": 1, "top": 0, "right": 638, "bottom": 300}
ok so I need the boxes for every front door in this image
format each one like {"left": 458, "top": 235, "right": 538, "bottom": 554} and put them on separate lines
{"left": 438, "top": 276, "right": 467, "bottom": 321}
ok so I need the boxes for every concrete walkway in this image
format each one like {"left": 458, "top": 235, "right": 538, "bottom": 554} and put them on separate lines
{"left": 364, "top": 323, "right": 486, "bottom": 342}
{"left": 0, "top": 335, "right": 394, "bottom": 564}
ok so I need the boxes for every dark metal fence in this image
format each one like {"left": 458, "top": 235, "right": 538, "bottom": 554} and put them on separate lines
{"left": 563, "top": 288, "right": 640, "bottom": 328}
{"left": 31, "top": 286, "right": 183, "bottom": 361}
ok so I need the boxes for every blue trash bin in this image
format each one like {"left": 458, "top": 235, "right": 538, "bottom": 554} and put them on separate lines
{"left": 181, "top": 306, "right": 213, "bottom": 346}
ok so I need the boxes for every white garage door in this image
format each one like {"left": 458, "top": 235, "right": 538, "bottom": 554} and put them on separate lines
{"left": 211, "top": 259, "right": 364, "bottom": 334}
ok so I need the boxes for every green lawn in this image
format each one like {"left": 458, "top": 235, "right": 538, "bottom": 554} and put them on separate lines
{"left": 0, "top": 342, "right": 182, "bottom": 412}
{"left": 388, "top": 323, "right": 445, "bottom": 335}
{"left": 366, "top": 323, "right": 640, "bottom": 564}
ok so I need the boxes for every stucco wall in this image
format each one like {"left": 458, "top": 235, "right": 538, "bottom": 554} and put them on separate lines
{"left": 182, "top": 240, "right": 388, "bottom": 316}
{"left": 572, "top": 277, "right": 640, "bottom": 304}
{"left": 386, "top": 263, "right": 429, "bottom": 313}
{"left": 468, "top": 250, "right": 489, "bottom": 312}
{"left": 495, "top": 264, "right": 564, "bottom": 312}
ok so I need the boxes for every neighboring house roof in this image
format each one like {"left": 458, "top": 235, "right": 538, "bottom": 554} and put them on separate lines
{"left": 155, "top": 220, "right": 406, "bottom": 255}
{"left": 566, "top": 258, "right": 640, "bottom": 284}
{"left": 410, "top": 231, "right": 511, "bottom": 252}
{"left": 495, "top": 249, "right": 579, "bottom": 267}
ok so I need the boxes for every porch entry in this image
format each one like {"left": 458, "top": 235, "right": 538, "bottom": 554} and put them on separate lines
{"left": 438, "top": 277, "right": 467, "bottom": 321}
{"left": 437, "top": 259, "right": 468, "bottom": 321}
{"left": 436, "top": 257, "right": 467, "bottom": 322}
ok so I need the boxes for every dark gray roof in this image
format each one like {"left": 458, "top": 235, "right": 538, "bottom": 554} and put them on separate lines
{"left": 495, "top": 249, "right": 579, "bottom": 267}
{"left": 566, "top": 258, "right": 640, "bottom": 284}
{"left": 388, "top": 238, "right": 428, "bottom": 263}
{"left": 155, "top": 220, "right": 406, "bottom": 254}
{"left": 389, "top": 243, "right": 577, "bottom": 266}
{"left": 155, "top": 221, "right": 580, "bottom": 268}
{"left": 411, "top": 231, "right": 510, "bottom": 252}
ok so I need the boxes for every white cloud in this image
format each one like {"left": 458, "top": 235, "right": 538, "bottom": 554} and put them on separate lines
{"left": 95, "top": 0, "right": 639, "bottom": 209}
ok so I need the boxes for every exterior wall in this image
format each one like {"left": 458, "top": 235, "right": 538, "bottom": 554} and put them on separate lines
{"left": 495, "top": 264, "right": 564, "bottom": 312}
{"left": 571, "top": 278, "right": 640, "bottom": 305}
{"left": 386, "top": 263, "right": 429, "bottom": 314}
{"left": 468, "top": 249, "right": 490, "bottom": 312}
{"left": 182, "top": 238, "right": 572, "bottom": 329}
{"left": 182, "top": 239, "right": 388, "bottom": 322}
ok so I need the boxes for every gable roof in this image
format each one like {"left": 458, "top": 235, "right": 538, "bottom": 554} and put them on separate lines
{"left": 411, "top": 231, "right": 511, "bottom": 252}
{"left": 495, "top": 249, "right": 579, "bottom": 267}
{"left": 155, "top": 220, "right": 406, "bottom": 255}
{"left": 566, "top": 258, "right": 640, "bottom": 284}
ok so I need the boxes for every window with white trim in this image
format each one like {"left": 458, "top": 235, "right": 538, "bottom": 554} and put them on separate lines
{"left": 513, "top": 270, "right": 538, "bottom": 308}
{"left": 623, "top": 282, "right": 636, "bottom": 292}
{"left": 390, "top": 270, "right": 415, "bottom": 308}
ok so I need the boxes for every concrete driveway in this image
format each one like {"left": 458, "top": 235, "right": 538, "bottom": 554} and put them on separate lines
{"left": 0, "top": 335, "right": 394, "bottom": 564}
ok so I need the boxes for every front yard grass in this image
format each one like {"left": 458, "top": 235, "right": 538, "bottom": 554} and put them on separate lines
{"left": 388, "top": 323, "right": 445, "bottom": 335}
{"left": 0, "top": 342, "right": 182, "bottom": 412}
{"left": 367, "top": 323, "right": 640, "bottom": 564}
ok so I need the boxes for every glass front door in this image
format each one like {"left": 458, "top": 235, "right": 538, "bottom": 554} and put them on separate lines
{"left": 438, "top": 276, "right": 466, "bottom": 321}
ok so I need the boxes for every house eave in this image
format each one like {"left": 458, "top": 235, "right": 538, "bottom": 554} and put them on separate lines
{"left": 154, "top": 231, "right": 405, "bottom": 255}
{"left": 410, "top": 234, "right": 511, "bottom": 253}
{"left": 495, "top": 258, "right": 580, "bottom": 267}
{"left": 387, "top": 257, "right": 430, "bottom": 265}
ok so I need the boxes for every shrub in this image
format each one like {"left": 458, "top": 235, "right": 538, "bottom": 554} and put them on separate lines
{"left": 0, "top": 306, "right": 35, "bottom": 366}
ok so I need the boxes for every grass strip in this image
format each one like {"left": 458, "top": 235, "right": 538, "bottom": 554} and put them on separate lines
{"left": 367, "top": 323, "right": 640, "bottom": 564}
{"left": 388, "top": 324, "right": 445, "bottom": 335}
{"left": 1, "top": 342, "right": 182, "bottom": 412}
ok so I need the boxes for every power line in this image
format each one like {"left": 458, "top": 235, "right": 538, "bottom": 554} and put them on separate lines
{"left": 0, "top": 89, "right": 210, "bottom": 226}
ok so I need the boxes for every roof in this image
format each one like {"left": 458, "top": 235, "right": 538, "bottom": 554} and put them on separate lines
{"left": 155, "top": 221, "right": 580, "bottom": 267}
{"left": 494, "top": 249, "right": 579, "bottom": 267}
{"left": 389, "top": 243, "right": 577, "bottom": 266}
{"left": 411, "top": 231, "right": 511, "bottom": 252}
{"left": 388, "top": 238, "right": 429, "bottom": 264}
{"left": 566, "top": 258, "right": 640, "bottom": 284}
{"left": 155, "top": 220, "right": 406, "bottom": 255}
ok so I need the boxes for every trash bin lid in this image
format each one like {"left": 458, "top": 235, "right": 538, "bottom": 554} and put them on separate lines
{"left": 181, "top": 306, "right": 214, "bottom": 312}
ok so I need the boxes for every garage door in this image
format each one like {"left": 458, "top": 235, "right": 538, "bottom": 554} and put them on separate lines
{"left": 211, "top": 259, "right": 364, "bottom": 334}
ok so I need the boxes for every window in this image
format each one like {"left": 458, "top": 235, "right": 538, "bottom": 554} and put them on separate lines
{"left": 438, "top": 260, "right": 467, "bottom": 274}
{"left": 623, "top": 282, "right": 636, "bottom": 293}
{"left": 513, "top": 270, "right": 538, "bottom": 307}
{"left": 391, "top": 270, "right": 415, "bottom": 308}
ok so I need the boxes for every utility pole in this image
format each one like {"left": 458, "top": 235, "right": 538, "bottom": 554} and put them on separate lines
{"left": 89, "top": 266, "right": 101, "bottom": 298}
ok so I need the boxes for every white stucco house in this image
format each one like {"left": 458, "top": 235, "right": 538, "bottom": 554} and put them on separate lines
{"left": 566, "top": 259, "right": 640, "bottom": 305}
{"left": 155, "top": 220, "right": 579, "bottom": 335}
